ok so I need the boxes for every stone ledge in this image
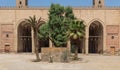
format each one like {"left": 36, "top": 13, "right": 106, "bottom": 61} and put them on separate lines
{"left": 41, "top": 47, "right": 68, "bottom": 62}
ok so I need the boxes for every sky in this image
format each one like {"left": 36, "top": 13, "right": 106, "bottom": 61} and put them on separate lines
{"left": 0, "top": 0, "right": 119, "bottom": 7}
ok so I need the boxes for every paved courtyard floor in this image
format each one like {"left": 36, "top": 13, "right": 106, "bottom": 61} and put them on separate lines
{"left": 0, "top": 53, "right": 120, "bottom": 70}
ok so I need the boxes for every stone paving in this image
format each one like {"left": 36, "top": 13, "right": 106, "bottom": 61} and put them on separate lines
{"left": 0, "top": 53, "right": 120, "bottom": 70}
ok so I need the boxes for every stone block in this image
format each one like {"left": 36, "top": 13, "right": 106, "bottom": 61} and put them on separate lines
{"left": 41, "top": 47, "right": 69, "bottom": 62}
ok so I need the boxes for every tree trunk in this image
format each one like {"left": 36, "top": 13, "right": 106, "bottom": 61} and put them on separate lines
{"left": 74, "top": 39, "right": 78, "bottom": 60}
{"left": 74, "top": 46, "right": 78, "bottom": 60}
{"left": 67, "top": 40, "right": 71, "bottom": 53}
{"left": 34, "top": 30, "right": 40, "bottom": 61}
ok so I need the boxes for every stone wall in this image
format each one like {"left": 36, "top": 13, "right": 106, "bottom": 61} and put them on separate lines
{"left": 41, "top": 47, "right": 68, "bottom": 62}
{"left": 0, "top": 8, "right": 119, "bottom": 53}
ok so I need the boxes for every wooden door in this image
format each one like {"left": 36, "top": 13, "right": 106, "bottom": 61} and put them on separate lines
{"left": 110, "top": 47, "right": 115, "bottom": 55}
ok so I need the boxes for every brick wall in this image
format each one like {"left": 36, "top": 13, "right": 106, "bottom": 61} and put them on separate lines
{"left": 106, "top": 25, "right": 119, "bottom": 52}
{"left": 0, "top": 24, "right": 14, "bottom": 52}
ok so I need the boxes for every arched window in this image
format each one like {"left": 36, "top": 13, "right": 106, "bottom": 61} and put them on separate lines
{"left": 19, "top": 1, "right": 22, "bottom": 5}
{"left": 93, "top": 0, "right": 95, "bottom": 5}
{"left": 99, "top": 0, "right": 101, "bottom": 4}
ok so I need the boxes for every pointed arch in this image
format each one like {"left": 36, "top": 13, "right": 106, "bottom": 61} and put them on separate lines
{"left": 17, "top": 20, "right": 32, "bottom": 52}
{"left": 88, "top": 19, "right": 104, "bottom": 53}
{"left": 88, "top": 18, "right": 105, "bottom": 29}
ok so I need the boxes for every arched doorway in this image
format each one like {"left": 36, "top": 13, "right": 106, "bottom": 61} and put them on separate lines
{"left": 38, "top": 23, "right": 49, "bottom": 52}
{"left": 89, "top": 21, "right": 103, "bottom": 53}
{"left": 71, "top": 38, "right": 85, "bottom": 53}
{"left": 38, "top": 38, "right": 49, "bottom": 52}
{"left": 70, "top": 21, "right": 86, "bottom": 54}
{"left": 18, "top": 22, "right": 32, "bottom": 52}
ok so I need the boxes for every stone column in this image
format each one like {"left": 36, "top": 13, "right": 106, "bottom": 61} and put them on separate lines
{"left": 14, "top": 27, "right": 18, "bottom": 53}
{"left": 31, "top": 29, "right": 35, "bottom": 53}
{"left": 49, "top": 39, "right": 52, "bottom": 48}
{"left": 85, "top": 27, "right": 89, "bottom": 54}
{"left": 103, "top": 26, "right": 106, "bottom": 51}
{"left": 67, "top": 40, "right": 71, "bottom": 52}
{"left": 85, "top": 37, "right": 89, "bottom": 54}
{"left": 82, "top": 38, "right": 85, "bottom": 54}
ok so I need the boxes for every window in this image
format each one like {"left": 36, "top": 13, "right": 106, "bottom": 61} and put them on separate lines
{"left": 19, "top": 1, "right": 22, "bottom": 5}
{"left": 6, "top": 34, "right": 9, "bottom": 38}
{"left": 111, "top": 36, "right": 114, "bottom": 39}
{"left": 93, "top": 1, "right": 95, "bottom": 5}
{"left": 99, "top": 0, "right": 101, "bottom": 4}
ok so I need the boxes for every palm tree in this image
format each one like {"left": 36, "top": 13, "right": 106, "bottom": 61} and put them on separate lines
{"left": 25, "top": 15, "right": 45, "bottom": 61}
{"left": 68, "top": 20, "right": 85, "bottom": 60}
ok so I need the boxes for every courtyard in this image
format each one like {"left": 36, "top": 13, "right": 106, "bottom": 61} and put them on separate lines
{"left": 0, "top": 53, "right": 120, "bottom": 70}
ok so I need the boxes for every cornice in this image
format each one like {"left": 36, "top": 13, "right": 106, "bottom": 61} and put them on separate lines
{"left": 0, "top": 6, "right": 120, "bottom": 10}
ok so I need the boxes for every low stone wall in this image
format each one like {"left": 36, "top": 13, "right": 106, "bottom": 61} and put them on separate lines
{"left": 41, "top": 47, "right": 68, "bottom": 62}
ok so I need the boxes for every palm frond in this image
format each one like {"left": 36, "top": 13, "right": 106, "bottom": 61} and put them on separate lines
{"left": 69, "top": 20, "right": 85, "bottom": 40}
